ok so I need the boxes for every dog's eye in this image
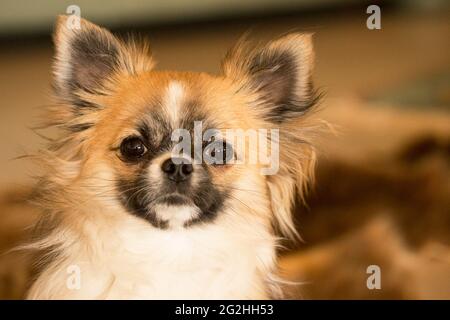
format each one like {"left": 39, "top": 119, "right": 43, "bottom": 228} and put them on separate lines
{"left": 204, "top": 141, "right": 234, "bottom": 165}
{"left": 120, "top": 137, "right": 147, "bottom": 160}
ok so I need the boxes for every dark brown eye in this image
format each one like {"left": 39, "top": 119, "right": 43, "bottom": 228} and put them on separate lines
{"left": 120, "top": 137, "right": 147, "bottom": 160}
{"left": 205, "top": 141, "right": 234, "bottom": 165}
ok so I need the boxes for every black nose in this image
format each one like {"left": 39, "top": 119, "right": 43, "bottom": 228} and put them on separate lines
{"left": 161, "top": 158, "right": 193, "bottom": 182}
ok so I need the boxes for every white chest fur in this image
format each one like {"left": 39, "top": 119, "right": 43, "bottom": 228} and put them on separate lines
{"left": 28, "top": 213, "right": 277, "bottom": 299}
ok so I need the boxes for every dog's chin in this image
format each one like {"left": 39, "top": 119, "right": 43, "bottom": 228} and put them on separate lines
{"left": 150, "top": 194, "right": 201, "bottom": 229}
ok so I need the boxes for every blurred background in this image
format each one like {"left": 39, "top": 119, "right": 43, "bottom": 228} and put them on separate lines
{"left": 0, "top": 0, "right": 449, "bottom": 299}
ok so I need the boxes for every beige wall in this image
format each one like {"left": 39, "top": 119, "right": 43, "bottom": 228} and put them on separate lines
{"left": 0, "top": 0, "right": 355, "bottom": 35}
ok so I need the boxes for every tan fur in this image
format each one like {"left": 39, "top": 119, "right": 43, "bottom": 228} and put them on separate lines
{"left": 26, "top": 16, "right": 319, "bottom": 299}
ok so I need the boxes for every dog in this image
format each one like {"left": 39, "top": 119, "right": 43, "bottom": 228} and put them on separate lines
{"left": 26, "top": 15, "right": 319, "bottom": 299}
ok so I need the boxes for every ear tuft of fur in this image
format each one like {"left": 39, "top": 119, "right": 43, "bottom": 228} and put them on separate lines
{"left": 222, "top": 33, "right": 317, "bottom": 123}
{"left": 223, "top": 33, "right": 320, "bottom": 241}
{"left": 53, "top": 15, "right": 154, "bottom": 106}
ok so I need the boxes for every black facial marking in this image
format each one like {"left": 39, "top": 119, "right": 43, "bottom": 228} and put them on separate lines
{"left": 184, "top": 169, "right": 228, "bottom": 227}
{"left": 116, "top": 160, "right": 228, "bottom": 229}
{"left": 138, "top": 111, "right": 174, "bottom": 153}
{"left": 161, "top": 194, "right": 190, "bottom": 206}
{"left": 115, "top": 99, "right": 229, "bottom": 229}
{"left": 117, "top": 94, "right": 229, "bottom": 228}
{"left": 137, "top": 122, "right": 150, "bottom": 144}
{"left": 117, "top": 173, "right": 166, "bottom": 229}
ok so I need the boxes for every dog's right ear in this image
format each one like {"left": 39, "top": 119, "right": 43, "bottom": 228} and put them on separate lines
{"left": 53, "top": 15, "right": 154, "bottom": 106}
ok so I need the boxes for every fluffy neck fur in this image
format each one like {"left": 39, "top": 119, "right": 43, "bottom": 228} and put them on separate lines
{"left": 26, "top": 177, "right": 281, "bottom": 299}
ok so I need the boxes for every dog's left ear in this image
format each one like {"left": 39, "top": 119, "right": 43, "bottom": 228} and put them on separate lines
{"left": 222, "top": 33, "right": 315, "bottom": 122}
{"left": 224, "top": 34, "right": 318, "bottom": 240}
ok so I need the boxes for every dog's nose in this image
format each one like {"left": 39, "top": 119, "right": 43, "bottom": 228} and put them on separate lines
{"left": 161, "top": 158, "right": 193, "bottom": 182}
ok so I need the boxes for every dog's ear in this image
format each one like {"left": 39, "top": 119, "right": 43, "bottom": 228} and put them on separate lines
{"left": 223, "top": 33, "right": 319, "bottom": 240}
{"left": 222, "top": 33, "right": 316, "bottom": 122}
{"left": 53, "top": 15, "right": 154, "bottom": 106}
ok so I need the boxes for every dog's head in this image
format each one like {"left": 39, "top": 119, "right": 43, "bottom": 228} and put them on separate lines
{"left": 44, "top": 16, "right": 318, "bottom": 236}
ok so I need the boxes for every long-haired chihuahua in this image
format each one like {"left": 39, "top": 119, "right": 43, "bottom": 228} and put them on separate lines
{"left": 26, "top": 16, "right": 319, "bottom": 299}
